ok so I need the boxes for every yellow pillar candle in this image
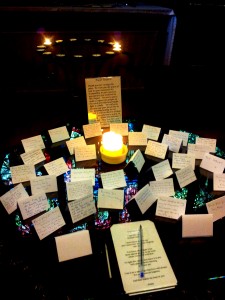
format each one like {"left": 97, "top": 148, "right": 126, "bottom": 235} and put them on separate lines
{"left": 100, "top": 131, "right": 128, "bottom": 164}
{"left": 88, "top": 112, "right": 97, "bottom": 124}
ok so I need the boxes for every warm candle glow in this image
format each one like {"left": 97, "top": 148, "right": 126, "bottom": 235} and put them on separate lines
{"left": 102, "top": 131, "right": 123, "bottom": 153}
{"left": 88, "top": 112, "right": 97, "bottom": 123}
{"left": 100, "top": 131, "right": 128, "bottom": 164}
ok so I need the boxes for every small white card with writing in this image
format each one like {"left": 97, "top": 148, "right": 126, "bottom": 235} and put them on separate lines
{"left": 129, "top": 149, "right": 145, "bottom": 173}
{"left": 175, "top": 165, "right": 197, "bottom": 188}
{"left": 200, "top": 153, "right": 225, "bottom": 174}
{"left": 213, "top": 173, "right": 225, "bottom": 191}
{"left": 83, "top": 122, "right": 102, "bottom": 139}
{"left": 48, "top": 125, "right": 70, "bottom": 143}
{"left": 169, "top": 130, "right": 189, "bottom": 147}
{"left": 132, "top": 184, "right": 157, "bottom": 214}
{"left": 44, "top": 157, "right": 69, "bottom": 177}
{"left": 101, "top": 169, "right": 127, "bottom": 190}
{"left": 55, "top": 230, "right": 92, "bottom": 262}
{"left": 74, "top": 144, "right": 97, "bottom": 162}
{"left": 182, "top": 214, "right": 213, "bottom": 238}
{"left": 66, "top": 179, "right": 93, "bottom": 201}
{"left": 20, "top": 149, "right": 46, "bottom": 166}
{"left": 18, "top": 193, "right": 49, "bottom": 220}
{"left": 70, "top": 168, "right": 95, "bottom": 186}
{"left": 21, "top": 134, "right": 45, "bottom": 152}
{"left": 30, "top": 175, "right": 58, "bottom": 195}
{"left": 196, "top": 137, "right": 216, "bottom": 153}
{"left": 152, "top": 159, "right": 173, "bottom": 181}
{"left": 156, "top": 196, "right": 187, "bottom": 220}
{"left": 142, "top": 124, "right": 161, "bottom": 141}
{"left": 32, "top": 206, "right": 66, "bottom": 240}
{"left": 149, "top": 178, "right": 175, "bottom": 197}
{"left": 98, "top": 188, "right": 124, "bottom": 210}
{"left": 172, "top": 153, "right": 195, "bottom": 170}
{"left": 145, "top": 140, "right": 168, "bottom": 160}
{"left": 161, "top": 133, "right": 182, "bottom": 153}
{"left": 10, "top": 164, "right": 36, "bottom": 184}
{"left": 187, "top": 143, "right": 211, "bottom": 160}
{"left": 206, "top": 195, "right": 225, "bottom": 222}
{"left": 128, "top": 132, "right": 147, "bottom": 146}
{"left": 68, "top": 194, "right": 96, "bottom": 224}
{"left": 66, "top": 136, "right": 86, "bottom": 155}
{"left": 0, "top": 183, "right": 29, "bottom": 214}
{"left": 110, "top": 123, "right": 128, "bottom": 136}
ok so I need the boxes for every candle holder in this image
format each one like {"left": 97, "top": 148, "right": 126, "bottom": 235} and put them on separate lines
{"left": 100, "top": 144, "right": 128, "bottom": 164}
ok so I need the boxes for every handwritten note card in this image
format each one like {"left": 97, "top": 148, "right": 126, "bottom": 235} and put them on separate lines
{"left": 175, "top": 165, "right": 197, "bottom": 188}
{"left": 200, "top": 153, "right": 225, "bottom": 174}
{"left": 32, "top": 206, "right": 66, "bottom": 240}
{"left": 18, "top": 193, "right": 49, "bottom": 220}
{"left": 213, "top": 173, "right": 225, "bottom": 191}
{"left": 129, "top": 149, "right": 145, "bottom": 173}
{"left": 101, "top": 169, "right": 127, "bottom": 189}
{"left": 10, "top": 164, "right": 36, "bottom": 184}
{"left": 169, "top": 130, "right": 189, "bottom": 147}
{"left": 206, "top": 195, "right": 225, "bottom": 222}
{"left": 70, "top": 168, "right": 95, "bottom": 186}
{"left": 128, "top": 132, "right": 147, "bottom": 146}
{"left": 187, "top": 143, "right": 211, "bottom": 160}
{"left": 161, "top": 134, "right": 182, "bottom": 153}
{"left": 20, "top": 149, "right": 46, "bottom": 166}
{"left": 156, "top": 196, "right": 187, "bottom": 220}
{"left": 133, "top": 184, "right": 157, "bottom": 214}
{"left": 74, "top": 144, "right": 97, "bottom": 162}
{"left": 182, "top": 214, "right": 213, "bottom": 237}
{"left": 21, "top": 134, "right": 45, "bottom": 152}
{"left": 85, "top": 76, "right": 122, "bottom": 128}
{"left": 30, "top": 175, "right": 58, "bottom": 195}
{"left": 145, "top": 140, "right": 168, "bottom": 160}
{"left": 196, "top": 137, "right": 217, "bottom": 153}
{"left": 66, "top": 136, "right": 86, "bottom": 155}
{"left": 55, "top": 229, "right": 92, "bottom": 262}
{"left": 0, "top": 183, "right": 29, "bottom": 214}
{"left": 152, "top": 159, "right": 173, "bottom": 181}
{"left": 172, "top": 153, "right": 195, "bottom": 170}
{"left": 48, "top": 125, "right": 70, "bottom": 143}
{"left": 68, "top": 194, "right": 96, "bottom": 224}
{"left": 110, "top": 123, "right": 128, "bottom": 136}
{"left": 44, "top": 157, "right": 69, "bottom": 177}
{"left": 82, "top": 122, "right": 102, "bottom": 139}
{"left": 149, "top": 178, "right": 175, "bottom": 197}
{"left": 142, "top": 124, "right": 161, "bottom": 141}
{"left": 66, "top": 179, "right": 93, "bottom": 201}
{"left": 98, "top": 188, "right": 124, "bottom": 210}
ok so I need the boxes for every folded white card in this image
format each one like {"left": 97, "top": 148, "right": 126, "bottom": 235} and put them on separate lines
{"left": 55, "top": 230, "right": 92, "bottom": 262}
{"left": 182, "top": 214, "right": 213, "bottom": 238}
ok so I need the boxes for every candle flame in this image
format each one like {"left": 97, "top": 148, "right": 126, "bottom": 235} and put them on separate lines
{"left": 102, "top": 131, "right": 123, "bottom": 151}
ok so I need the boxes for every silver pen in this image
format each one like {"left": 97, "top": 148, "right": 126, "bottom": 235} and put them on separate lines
{"left": 139, "top": 224, "right": 144, "bottom": 278}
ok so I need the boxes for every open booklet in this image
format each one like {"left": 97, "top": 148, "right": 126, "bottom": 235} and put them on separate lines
{"left": 110, "top": 220, "right": 177, "bottom": 296}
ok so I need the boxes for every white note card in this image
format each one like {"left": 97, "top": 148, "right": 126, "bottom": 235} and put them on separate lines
{"left": 200, "top": 153, "right": 225, "bottom": 174}
{"left": 175, "top": 165, "right": 197, "bottom": 188}
{"left": 196, "top": 137, "right": 216, "bottom": 153}
{"left": 55, "top": 230, "right": 93, "bottom": 262}
{"left": 169, "top": 130, "right": 189, "bottom": 147}
{"left": 161, "top": 133, "right": 182, "bottom": 153}
{"left": 152, "top": 159, "right": 173, "bottom": 181}
{"left": 101, "top": 169, "right": 127, "bottom": 190}
{"left": 213, "top": 173, "right": 225, "bottom": 191}
{"left": 133, "top": 184, "right": 157, "bottom": 214}
{"left": 129, "top": 149, "right": 145, "bottom": 173}
{"left": 21, "top": 134, "right": 45, "bottom": 152}
{"left": 44, "top": 157, "right": 69, "bottom": 177}
{"left": 0, "top": 183, "right": 29, "bottom": 215}
{"left": 68, "top": 194, "right": 96, "bottom": 224}
{"left": 83, "top": 122, "right": 102, "bottom": 139}
{"left": 48, "top": 125, "right": 70, "bottom": 143}
{"left": 10, "top": 164, "right": 36, "bottom": 184}
{"left": 149, "top": 178, "right": 175, "bottom": 197}
{"left": 18, "top": 193, "right": 49, "bottom": 220}
{"left": 156, "top": 196, "right": 187, "bottom": 220}
{"left": 70, "top": 168, "right": 95, "bottom": 186}
{"left": 182, "top": 214, "right": 213, "bottom": 238}
{"left": 172, "top": 153, "right": 195, "bottom": 170}
{"left": 206, "top": 195, "right": 225, "bottom": 222}
{"left": 145, "top": 140, "right": 168, "bottom": 160}
{"left": 32, "top": 206, "right": 66, "bottom": 240}
{"left": 142, "top": 124, "right": 161, "bottom": 141}
{"left": 74, "top": 144, "right": 96, "bottom": 162}
{"left": 66, "top": 136, "right": 86, "bottom": 155}
{"left": 98, "top": 188, "right": 124, "bottom": 210}
{"left": 110, "top": 123, "right": 128, "bottom": 136}
{"left": 20, "top": 149, "right": 46, "bottom": 166}
{"left": 30, "top": 175, "right": 58, "bottom": 195}
{"left": 66, "top": 179, "right": 93, "bottom": 201}
{"left": 128, "top": 132, "right": 147, "bottom": 146}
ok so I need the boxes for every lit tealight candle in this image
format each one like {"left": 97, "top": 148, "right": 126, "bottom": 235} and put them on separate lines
{"left": 100, "top": 131, "right": 128, "bottom": 164}
{"left": 88, "top": 112, "right": 97, "bottom": 124}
